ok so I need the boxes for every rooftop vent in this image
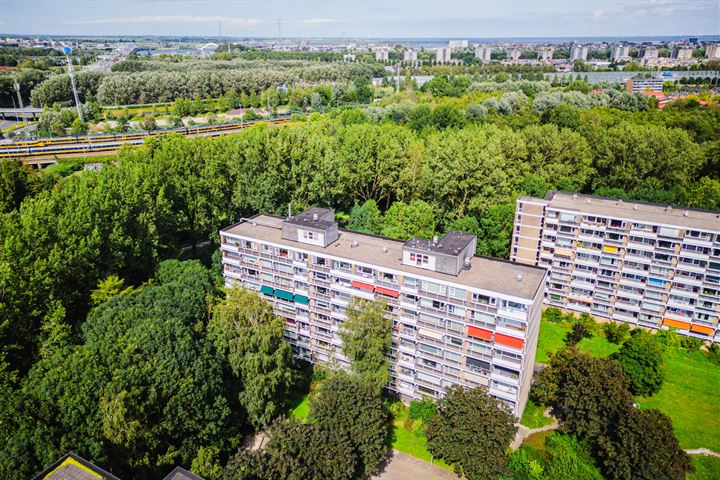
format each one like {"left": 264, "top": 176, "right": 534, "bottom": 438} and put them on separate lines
{"left": 312, "top": 213, "right": 319, "bottom": 221}
{"left": 586, "top": 198, "right": 591, "bottom": 204}
{"left": 683, "top": 210, "right": 689, "bottom": 217}
{"left": 382, "top": 246, "right": 389, "bottom": 253}
{"left": 351, "top": 240, "right": 359, "bottom": 248}
{"left": 633, "top": 205, "right": 638, "bottom": 210}
{"left": 572, "top": 193, "right": 578, "bottom": 199}
{"left": 665, "top": 206, "right": 672, "bottom": 213}
{"left": 464, "top": 257, "right": 472, "bottom": 270}
{"left": 617, "top": 199, "right": 623, "bottom": 205}
{"left": 516, "top": 272, "right": 523, "bottom": 282}
{"left": 432, "top": 235, "right": 439, "bottom": 245}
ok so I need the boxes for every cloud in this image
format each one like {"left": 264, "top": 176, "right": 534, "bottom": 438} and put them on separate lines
{"left": 296, "top": 18, "right": 338, "bottom": 25}
{"left": 69, "top": 15, "right": 257, "bottom": 26}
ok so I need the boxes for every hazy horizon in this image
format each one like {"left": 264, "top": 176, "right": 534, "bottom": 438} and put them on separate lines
{"left": 1, "top": 0, "right": 718, "bottom": 38}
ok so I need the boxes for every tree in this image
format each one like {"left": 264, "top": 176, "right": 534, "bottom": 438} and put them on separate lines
{"left": 431, "top": 104, "right": 467, "bottom": 129}
{"left": 408, "top": 397, "right": 437, "bottom": 422}
{"left": 596, "top": 409, "right": 692, "bottom": 480}
{"left": 192, "top": 446, "right": 223, "bottom": 480}
{"left": 565, "top": 322, "right": 591, "bottom": 346}
{"left": 612, "top": 329, "right": 665, "bottom": 397}
{"left": 381, "top": 200, "right": 436, "bottom": 239}
{"left": 533, "top": 348, "right": 634, "bottom": 441}
{"left": 208, "top": 287, "right": 293, "bottom": 428}
{"left": 140, "top": 115, "right": 157, "bottom": 131}
{"left": 541, "top": 434, "right": 604, "bottom": 480}
{"left": 541, "top": 103, "right": 581, "bottom": 130}
{"left": 0, "top": 159, "right": 29, "bottom": 213}
{"left": 347, "top": 199, "right": 383, "bottom": 234}
{"left": 425, "top": 385, "right": 515, "bottom": 480}
{"left": 223, "top": 418, "right": 357, "bottom": 480}
{"left": 70, "top": 118, "right": 88, "bottom": 136}
{"left": 339, "top": 298, "right": 393, "bottom": 391}
{"left": 603, "top": 322, "right": 631, "bottom": 345}
{"left": 309, "top": 373, "right": 388, "bottom": 477}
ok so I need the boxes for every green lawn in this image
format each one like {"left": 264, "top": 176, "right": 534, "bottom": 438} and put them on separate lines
{"left": 688, "top": 455, "right": 720, "bottom": 480}
{"left": 637, "top": 349, "right": 720, "bottom": 451}
{"left": 521, "top": 399, "right": 553, "bottom": 429}
{"left": 290, "top": 394, "right": 310, "bottom": 423}
{"left": 535, "top": 319, "right": 720, "bottom": 452}
{"left": 387, "top": 400, "right": 452, "bottom": 471}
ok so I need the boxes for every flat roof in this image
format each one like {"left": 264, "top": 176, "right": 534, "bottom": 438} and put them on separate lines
{"left": 406, "top": 231, "right": 475, "bottom": 256}
{"left": 519, "top": 192, "right": 720, "bottom": 232}
{"left": 222, "top": 215, "right": 546, "bottom": 300}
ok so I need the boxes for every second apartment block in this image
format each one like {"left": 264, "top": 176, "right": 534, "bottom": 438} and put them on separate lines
{"left": 220, "top": 208, "right": 546, "bottom": 416}
{"left": 511, "top": 192, "right": 720, "bottom": 342}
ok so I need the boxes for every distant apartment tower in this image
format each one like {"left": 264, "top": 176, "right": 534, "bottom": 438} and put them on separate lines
{"left": 403, "top": 49, "right": 418, "bottom": 62}
{"left": 537, "top": 46, "right": 554, "bottom": 62}
{"left": 448, "top": 39, "right": 469, "bottom": 49}
{"left": 220, "top": 208, "right": 547, "bottom": 416}
{"left": 610, "top": 44, "right": 631, "bottom": 62}
{"left": 511, "top": 192, "right": 720, "bottom": 343}
{"left": 375, "top": 48, "right": 389, "bottom": 62}
{"left": 625, "top": 77, "right": 663, "bottom": 93}
{"left": 474, "top": 45, "right": 492, "bottom": 63}
{"left": 508, "top": 48, "right": 522, "bottom": 61}
{"left": 343, "top": 54, "right": 356, "bottom": 62}
{"left": 672, "top": 47, "right": 693, "bottom": 60}
{"left": 642, "top": 47, "right": 659, "bottom": 59}
{"left": 570, "top": 44, "right": 589, "bottom": 61}
{"left": 705, "top": 44, "right": 720, "bottom": 59}
{"left": 436, "top": 47, "right": 453, "bottom": 63}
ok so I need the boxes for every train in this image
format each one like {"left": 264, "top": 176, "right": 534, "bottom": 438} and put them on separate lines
{"left": 0, "top": 116, "right": 292, "bottom": 159}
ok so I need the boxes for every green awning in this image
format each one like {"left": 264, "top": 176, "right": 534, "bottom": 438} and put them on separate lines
{"left": 260, "top": 285, "right": 275, "bottom": 296}
{"left": 275, "top": 289, "right": 294, "bottom": 301}
{"left": 294, "top": 295, "right": 309, "bottom": 305}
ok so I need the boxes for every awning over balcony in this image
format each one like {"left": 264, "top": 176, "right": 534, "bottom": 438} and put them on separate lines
{"left": 275, "top": 289, "right": 294, "bottom": 301}
{"left": 294, "top": 295, "right": 310, "bottom": 305}
{"left": 466, "top": 326, "right": 493, "bottom": 341}
{"left": 260, "top": 285, "right": 275, "bottom": 296}
{"left": 690, "top": 324, "right": 714, "bottom": 335}
{"left": 375, "top": 286, "right": 399, "bottom": 298}
{"left": 495, "top": 332, "right": 524, "bottom": 350}
{"left": 351, "top": 280, "right": 374, "bottom": 291}
{"left": 663, "top": 318, "right": 690, "bottom": 330}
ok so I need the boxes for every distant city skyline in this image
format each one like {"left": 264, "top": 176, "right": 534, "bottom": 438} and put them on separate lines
{"left": 0, "top": 0, "right": 718, "bottom": 38}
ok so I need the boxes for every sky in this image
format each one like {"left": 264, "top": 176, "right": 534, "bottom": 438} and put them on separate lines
{"left": 0, "top": 0, "right": 718, "bottom": 38}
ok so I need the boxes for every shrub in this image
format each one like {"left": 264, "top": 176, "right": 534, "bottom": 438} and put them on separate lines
{"left": 543, "top": 307, "right": 565, "bottom": 324}
{"left": 680, "top": 336, "right": 704, "bottom": 351}
{"left": 613, "top": 329, "right": 665, "bottom": 397}
{"left": 603, "top": 322, "right": 631, "bottom": 345}
{"left": 565, "top": 322, "right": 591, "bottom": 346}
{"left": 408, "top": 397, "right": 437, "bottom": 423}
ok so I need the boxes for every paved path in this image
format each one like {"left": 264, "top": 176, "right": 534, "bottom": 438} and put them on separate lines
{"left": 510, "top": 409, "right": 559, "bottom": 450}
{"left": 372, "top": 450, "right": 460, "bottom": 480}
{"left": 685, "top": 448, "right": 720, "bottom": 458}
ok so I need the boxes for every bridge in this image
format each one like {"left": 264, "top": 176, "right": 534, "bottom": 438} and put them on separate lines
{"left": 0, "top": 107, "right": 44, "bottom": 121}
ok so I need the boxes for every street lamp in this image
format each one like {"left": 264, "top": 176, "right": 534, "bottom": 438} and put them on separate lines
{"left": 64, "top": 46, "right": 84, "bottom": 122}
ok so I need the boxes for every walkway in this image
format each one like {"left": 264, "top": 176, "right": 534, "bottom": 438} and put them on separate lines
{"left": 510, "top": 409, "right": 559, "bottom": 450}
{"left": 685, "top": 448, "right": 720, "bottom": 458}
{"left": 372, "top": 450, "right": 460, "bottom": 480}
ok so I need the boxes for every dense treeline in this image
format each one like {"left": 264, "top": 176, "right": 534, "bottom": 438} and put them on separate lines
{"left": 30, "top": 63, "right": 383, "bottom": 106}
{"left": 111, "top": 58, "right": 366, "bottom": 72}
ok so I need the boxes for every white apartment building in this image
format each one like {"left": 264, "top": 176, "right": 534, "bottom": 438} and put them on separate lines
{"left": 220, "top": 208, "right": 547, "bottom": 416}
{"left": 475, "top": 45, "right": 492, "bottom": 63}
{"left": 537, "top": 46, "right": 554, "bottom": 62}
{"left": 672, "top": 47, "right": 693, "bottom": 60}
{"left": 570, "top": 44, "right": 589, "bottom": 61}
{"left": 448, "top": 39, "right": 469, "bottom": 49}
{"left": 403, "top": 49, "right": 418, "bottom": 62}
{"left": 436, "top": 47, "right": 452, "bottom": 63}
{"left": 508, "top": 48, "right": 522, "bottom": 62}
{"left": 511, "top": 192, "right": 720, "bottom": 343}
{"left": 642, "top": 47, "right": 659, "bottom": 59}
{"left": 611, "top": 44, "right": 631, "bottom": 62}
{"left": 706, "top": 44, "right": 720, "bottom": 59}
{"left": 375, "top": 48, "right": 389, "bottom": 62}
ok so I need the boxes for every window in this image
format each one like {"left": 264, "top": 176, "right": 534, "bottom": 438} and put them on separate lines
{"left": 422, "top": 281, "right": 446, "bottom": 296}
{"left": 419, "top": 343, "right": 439, "bottom": 355}
{"left": 404, "top": 276, "right": 419, "bottom": 288}
{"left": 302, "top": 231, "right": 316, "bottom": 240}
{"left": 294, "top": 251, "right": 308, "bottom": 261}
{"left": 314, "top": 256, "right": 327, "bottom": 266}
{"left": 449, "top": 286, "right": 467, "bottom": 300}
{"left": 472, "top": 293, "right": 495, "bottom": 305}
{"left": 333, "top": 260, "right": 352, "bottom": 270}
{"left": 243, "top": 240, "right": 254, "bottom": 249}
{"left": 409, "top": 252, "right": 430, "bottom": 265}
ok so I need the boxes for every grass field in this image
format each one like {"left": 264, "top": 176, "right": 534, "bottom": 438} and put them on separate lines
{"left": 521, "top": 399, "right": 553, "bottom": 429}
{"left": 535, "top": 319, "right": 720, "bottom": 453}
{"left": 689, "top": 455, "right": 720, "bottom": 480}
{"left": 387, "top": 400, "right": 452, "bottom": 471}
{"left": 290, "top": 394, "right": 310, "bottom": 423}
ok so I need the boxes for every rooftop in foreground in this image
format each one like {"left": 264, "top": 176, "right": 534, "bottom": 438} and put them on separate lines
{"left": 520, "top": 191, "right": 720, "bottom": 232}
{"left": 222, "top": 214, "right": 546, "bottom": 300}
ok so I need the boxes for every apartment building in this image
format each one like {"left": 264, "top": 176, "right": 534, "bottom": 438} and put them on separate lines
{"left": 448, "top": 39, "right": 469, "bottom": 49}
{"left": 537, "top": 46, "right": 555, "bottom": 62}
{"left": 403, "top": 49, "right": 418, "bottom": 62}
{"left": 436, "top": 47, "right": 452, "bottom": 63}
{"left": 610, "top": 44, "right": 631, "bottom": 62}
{"left": 511, "top": 192, "right": 720, "bottom": 342}
{"left": 375, "top": 48, "right": 389, "bottom": 62}
{"left": 570, "top": 44, "right": 589, "bottom": 61}
{"left": 475, "top": 45, "right": 492, "bottom": 63}
{"left": 625, "top": 77, "right": 664, "bottom": 93}
{"left": 220, "top": 208, "right": 546, "bottom": 416}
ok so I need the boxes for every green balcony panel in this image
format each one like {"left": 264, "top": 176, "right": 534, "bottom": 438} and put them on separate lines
{"left": 260, "top": 285, "right": 275, "bottom": 296}
{"left": 294, "top": 295, "right": 309, "bottom": 305}
{"left": 275, "top": 289, "right": 294, "bottom": 301}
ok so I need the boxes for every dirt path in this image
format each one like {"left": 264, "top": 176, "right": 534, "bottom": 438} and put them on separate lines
{"left": 685, "top": 448, "right": 720, "bottom": 458}
{"left": 510, "top": 409, "right": 559, "bottom": 450}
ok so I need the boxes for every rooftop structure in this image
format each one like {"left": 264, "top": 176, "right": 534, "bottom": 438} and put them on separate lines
{"left": 32, "top": 453, "right": 121, "bottom": 480}
{"left": 511, "top": 192, "right": 720, "bottom": 342}
{"left": 220, "top": 209, "right": 547, "bottom": 415}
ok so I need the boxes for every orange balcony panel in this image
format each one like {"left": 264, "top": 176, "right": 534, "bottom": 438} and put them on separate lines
{"left": 663, "top": 318, "right": 690, "bottom": 330}
{"left": 495, "top": 333, "right": 525, "bottom": 350}
{"left": 351, "top": 280, "right": 374, "bottom": 291}
{"left": 690, "top": 324, "right": 714, "bottom": 335}
{"left": 466, "top": 326, "right": 493, "bottom": 341}
{"left": 375, "top": 286, "right": 399, "bottom": 298}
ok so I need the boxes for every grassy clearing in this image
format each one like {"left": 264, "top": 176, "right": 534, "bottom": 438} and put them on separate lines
{"left": 290, "top": 394, "right": 310, "bottom": 423}
{"left": 637, "top": 348, "right": 720, "bottom": 451}
{"left": 387, "top": 399, "right": 452, "bottom": 471}
{"left": 521, "top": 399, "right": 553, "bottom": 429}
{"left": 688, "top": 455, "right": 720, "bottom": 480}
{"left": 535, "top": 319, "right": 720, "bottom": 452}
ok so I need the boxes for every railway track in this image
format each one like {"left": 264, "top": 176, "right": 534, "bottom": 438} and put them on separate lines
{"left": 0, "top": 116, "right": 292, "bottom": 160}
